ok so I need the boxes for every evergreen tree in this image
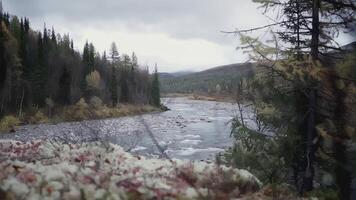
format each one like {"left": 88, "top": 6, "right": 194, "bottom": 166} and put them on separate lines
{"left": 0, "top": 20, "right": 6, "bottom": 90}
{"left": 110, "top": 42, "right": 119, "bottom": 63}
{"left": 88, "top": 43, "right": 95, "bottom": 71}
{"left": 120, "top": 71, "right": 129, "bottom": 103}
{"left": 129, "top": 52, "right": 138, "bottom": 102}
{"left": 110, "top": 66, "right": 118, "bottom": 106}
{"left": 57, "top": 67, "right": 71, "bottom": 105}
{"left": 150, "top": 65, "right": 160, "bottom": 107}
{"left": 32, "top": 32, "right": 47, "bottom": 105}
{"left": 51, "top": 27, "right": 56, "bottom": 45}
{"left": 82, "top": 41, "right": 90, "bottom": 72}
{"left": 227, "top": 0, "right": 355, "bottom": 197}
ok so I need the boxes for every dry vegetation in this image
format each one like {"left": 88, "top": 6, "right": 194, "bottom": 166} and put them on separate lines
{"left": 0, "top": 98, "right": 161, "bottom": 133}
{"left": 163, "top": 93, "right": 235, "bottom": 103}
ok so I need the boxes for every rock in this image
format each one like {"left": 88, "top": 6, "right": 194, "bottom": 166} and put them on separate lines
{"left": 9, "top": 126, "right": 16, "bottom": 133}
{"left": 160, "top": 104, "right": 170, "bottom": 111}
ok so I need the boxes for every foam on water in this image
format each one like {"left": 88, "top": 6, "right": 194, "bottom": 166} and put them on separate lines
{"left": 179, "top": 139, "right": 202, "bottom": 145}
{"left": 169, "top": 147, "right": 225, "bottom": 156}
{"left": 131, "top": 146, "right": 148, "bottom": 152}
{"left": 183, "top": 134, "right": 201, "bottom": 139}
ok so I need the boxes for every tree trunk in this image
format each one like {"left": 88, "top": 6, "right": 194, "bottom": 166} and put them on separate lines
{"left": 302, "top": 0, "right": 320, "bottom": 193}
{"left": 19, "top": 87, "right": 24, "bottom": 118}
{"left": 303, "top": 89, "right": 317, "bottom": 192}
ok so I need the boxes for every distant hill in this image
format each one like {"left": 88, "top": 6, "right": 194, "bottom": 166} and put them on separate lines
{"left": 160, "top": 42, "right": 356, "bottom": 95}
{"left": 160, "top": 63, "right": 255, "bottom": 94}
{"left": 158, "top": 71, "right": 194, "bottom": 79}
{"left": 158, "top": 72, "right": 175, "bottom": 79}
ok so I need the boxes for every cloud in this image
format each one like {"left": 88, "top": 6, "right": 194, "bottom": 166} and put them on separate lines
{"left": 3, "top": 0, "right": 353, "bottom": 72}
{"left": 72, "top": 26, "right": 236, "bottom": 72}
{"left": 3, "top": 0, "right": 267, "bottom": 43}
{"left": 3, "top": 0, "right": 261, "bottom": 72}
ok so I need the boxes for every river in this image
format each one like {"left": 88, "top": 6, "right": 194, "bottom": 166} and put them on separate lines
{"left": 0, "top": 97, "right": 253, "bottom": 161}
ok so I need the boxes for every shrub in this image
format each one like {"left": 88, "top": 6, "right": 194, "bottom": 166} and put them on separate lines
{"left": 28, "top": 111, "right": 49, "bottom": 124}
{"left": 89, "top": 96, "right": 103, "bottom": 109}
{"left": 0, "top": 115, "right": 20, "bottom": 132}
{"left": 62, "top": 98, "right": 90, "bottom": 121}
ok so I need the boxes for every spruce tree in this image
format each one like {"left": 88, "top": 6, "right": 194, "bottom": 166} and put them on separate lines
{"left": 150, "top": 65, "right": 160, "bottom": 107}
{"left": 0, "top": 19, "right": 6, "bottom": 90}
{"left": 120, "top": 72, "right": 129, "bottom": 103}
{"left": 32, "top": 32, "right": 46, "bottom": 105}
{"left": 110, "top": 66, "right": 118, "bottom": 106}
{"left": 57, "top": 68, "right": 71, "bottom": 105}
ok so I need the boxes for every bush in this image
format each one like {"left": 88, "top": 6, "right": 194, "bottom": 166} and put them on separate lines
{"left": 89, "top": 96, "right": 103, "bottom": 109}
{"left": 28, "top": 111, "right": 49, "bottom": 124}
{"left": 62, "top": 98, "right": 90, "bottom": 121}
{"left": 0, "top": 115, "right": 20, "bottom": 132}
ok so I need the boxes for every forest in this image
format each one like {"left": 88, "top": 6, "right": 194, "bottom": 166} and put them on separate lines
{"left": 0, "top": 7, "right": 161, "bottom": 130}
{"left": 160, "top": 63, "right": 255, "bottom": 95}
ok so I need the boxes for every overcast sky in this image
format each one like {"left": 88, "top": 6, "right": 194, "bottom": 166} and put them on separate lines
{"left": 2, "top": 0, "right": 354, "bottom": 72}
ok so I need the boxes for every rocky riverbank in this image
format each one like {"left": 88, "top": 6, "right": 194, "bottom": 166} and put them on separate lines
{"left": 0, "top": 140, "right": 261, "bottom": 200}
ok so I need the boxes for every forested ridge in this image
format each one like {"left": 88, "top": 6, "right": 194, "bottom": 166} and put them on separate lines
{"left": 0, "top": 5, "right": 161, "bottom": 125}
{"left": 160, "top": 63, "right": 255, "bottom": 95}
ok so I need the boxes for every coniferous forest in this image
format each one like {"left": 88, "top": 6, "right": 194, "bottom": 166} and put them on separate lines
{"left": 0, "top": 7, "right": 161, "bottom": 126}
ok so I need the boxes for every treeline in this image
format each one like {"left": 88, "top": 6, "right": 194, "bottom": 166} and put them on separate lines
{"left": 0, "top": 9, "right": 160, "bottom": 118}
{"left": 160, "top": 63, "right": 255, "bottom": 95}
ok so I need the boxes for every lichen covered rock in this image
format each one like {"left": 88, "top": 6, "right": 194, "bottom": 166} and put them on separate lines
{"left": 0, "top": 140, "right": 261, "bottom": 199}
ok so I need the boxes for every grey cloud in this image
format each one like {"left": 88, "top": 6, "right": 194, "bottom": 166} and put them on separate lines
{"left": 3, "top": 0, "right": 264, "bottom": 44}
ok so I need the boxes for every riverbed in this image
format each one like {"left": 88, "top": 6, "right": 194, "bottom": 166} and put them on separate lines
{"left": 0, "top": 98, "right": 252, "bottom": 161}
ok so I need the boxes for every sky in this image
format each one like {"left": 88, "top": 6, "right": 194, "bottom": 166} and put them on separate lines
{"left": 2, "top": 0, "right": 355, "bottom": 72}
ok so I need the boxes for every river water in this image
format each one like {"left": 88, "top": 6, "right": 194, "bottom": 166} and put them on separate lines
{"left": 0, "top": 98, "right": 251, "bottom": 161}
